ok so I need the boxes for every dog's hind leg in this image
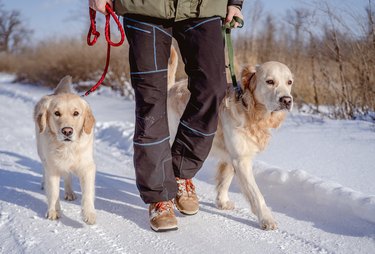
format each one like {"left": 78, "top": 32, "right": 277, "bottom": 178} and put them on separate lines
{"left": 45, "top": 172, "right": 61, "bottom": 220}
{"left": 215, "top": 161, "right": 235, "bottom": 210}
{"left": 64, "top": 173, "right": 77, "bottom": 201}
{"left": 232, "top": 157, "right": 277, "bottom": 230}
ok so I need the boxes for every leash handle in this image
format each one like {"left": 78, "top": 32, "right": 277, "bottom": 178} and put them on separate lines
{"left": 104, "top": 4, "right": 125, "bottom": 47}
{"left": 223, "top": 16, "right": 244, "bottom": 100}
{"left": 87, "top": 4, "right": 125, "bottom": 47}
{"left": 84, "top": 3, "right": 125, "bottom": 97}
{"left": 223, "top": 16, "right": 244, "bottom": 30}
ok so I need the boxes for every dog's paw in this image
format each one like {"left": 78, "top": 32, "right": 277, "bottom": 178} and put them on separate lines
{"left": 260, "top": 219, "right": 278, "bottom": 230}
{"left": 259, "top": 215, "right": 278, "bottom": 230}
{"left": 64, "top": 191, "right": 77, "bottom": 201}
{"left": 216, "top": 200, "right": 235, "bottom": 210}
{"left": 82, "top": 209, "right": 96, "bottom": 225}
{"left": 46, "top": 210, "right": 60, "bottom": 220}
{"left": 257, "top": 206, "right": 278, "bottom": 230}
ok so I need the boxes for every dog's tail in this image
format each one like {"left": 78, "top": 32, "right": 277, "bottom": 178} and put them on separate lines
{"left": 54, "top": 76, "right": 73, "bottom": 95}
{"left": 167, "top": 45, "right": 178, "bottom": 89}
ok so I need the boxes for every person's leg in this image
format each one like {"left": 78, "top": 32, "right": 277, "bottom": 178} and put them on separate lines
{"left": 124, "top": 15, "right": 177, "bottom": 204}
{"left": 172, "top": 17, "right": 227, "bottom": 179}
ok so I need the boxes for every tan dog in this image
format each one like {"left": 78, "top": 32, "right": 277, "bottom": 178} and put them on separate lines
{"left": 34, "top": 76, "right": 96, "bottom": 224}
{"left": 167, "top": 48, "right": 293, "bottom": 230}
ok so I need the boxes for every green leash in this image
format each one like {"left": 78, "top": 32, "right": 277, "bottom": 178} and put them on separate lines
{"left": 222, "top": 16, "right": 244, "bottom": 100}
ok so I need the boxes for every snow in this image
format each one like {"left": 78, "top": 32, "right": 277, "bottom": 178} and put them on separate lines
{"left": 0, "top": 74, "right": 374, "bottom": 254}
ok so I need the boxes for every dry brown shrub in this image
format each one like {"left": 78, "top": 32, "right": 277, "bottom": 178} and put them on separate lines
{"left": 0, "top": 52, "right": 18, "bottom": 73}
{"left": 15, "top": 38, "right": 107, "bottom": 87}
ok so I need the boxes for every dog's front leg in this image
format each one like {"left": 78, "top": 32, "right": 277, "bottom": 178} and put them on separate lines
{"left": 232, "top": 157, "right": 277, "bottom": 230}
{"left": 45, "top": 171, "right": 61, "bottom": 220}
{"left": 79, "top": 164, "right": 96, "bottom": 225}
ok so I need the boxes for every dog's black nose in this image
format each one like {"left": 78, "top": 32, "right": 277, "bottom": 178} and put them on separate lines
{"left": 62, "top": 127, "right": 73, "bottom": 137}
{"left": 279, "top": 96, "right": 292, "bottom": 109}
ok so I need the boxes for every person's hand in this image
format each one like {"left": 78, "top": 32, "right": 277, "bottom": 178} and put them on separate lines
{"left": 88, "top": 0, "right": 113, "bottom": 15}
{"left": 225, "top": 5, "right": 244, "bottom": 28}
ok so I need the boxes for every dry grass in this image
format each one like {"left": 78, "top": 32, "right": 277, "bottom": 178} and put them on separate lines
{"left": 0, "top": 37, "right": 188, "bottom": 100}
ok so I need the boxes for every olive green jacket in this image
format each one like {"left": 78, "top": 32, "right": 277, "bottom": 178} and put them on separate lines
{"left": 114, "top": 0, "right": 242, "bottom": 21}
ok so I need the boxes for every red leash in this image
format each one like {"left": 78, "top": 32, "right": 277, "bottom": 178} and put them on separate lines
{"left": 84, "top": 3, "right": 125, "bottom": 97}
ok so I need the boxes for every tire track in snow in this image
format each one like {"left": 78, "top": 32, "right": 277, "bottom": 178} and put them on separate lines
{"left": 254, "top": 162, "right": 375, "bottom": 224}
{"left": 0, "top": 85, "right": 39, "bottom": 105}
{"left": 0, "top": 205, "right": 33, "bottom": 254}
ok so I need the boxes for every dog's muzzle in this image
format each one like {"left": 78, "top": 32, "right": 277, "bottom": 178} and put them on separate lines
{"left": 279, "top": 96, "right": 293, "bottom": 110}
{"left": 61, "top": 127, "right": 73, "bottom": 141}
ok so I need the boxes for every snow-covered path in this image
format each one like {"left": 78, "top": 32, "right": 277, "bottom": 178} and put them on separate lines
{"left": 0, "top": 76, "right": 374, "bottom": 253}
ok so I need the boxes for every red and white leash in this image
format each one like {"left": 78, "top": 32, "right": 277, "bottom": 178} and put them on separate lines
{"left": 83, "top": 3, "right": 125, "bottom": 97}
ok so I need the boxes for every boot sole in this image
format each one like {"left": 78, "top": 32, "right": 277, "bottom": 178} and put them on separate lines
{"left": 176, "top": 207, "right": 199, "bottom": 216}
{"left": 150, "top": 225, "right": 178, "bottom": 232}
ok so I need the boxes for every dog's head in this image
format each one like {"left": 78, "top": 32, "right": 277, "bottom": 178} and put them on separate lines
{"left": 242, "top": 61, "right": 294, "bottom": 112}
{"left": 34, "top": 76, "right": 95, "bottom": 142}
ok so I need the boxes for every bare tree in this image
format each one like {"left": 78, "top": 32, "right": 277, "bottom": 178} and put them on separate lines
{"left": 247, "top": 0, "right": 264, "bottom": 53}
{"left": 0, "top": 1, "right": 33, "bottom": 53}
{"left": 366, "top": 0, "right": 375, "bottom": 49}
{"left": 258, "top": 15, "right": 276, "bottom": 62}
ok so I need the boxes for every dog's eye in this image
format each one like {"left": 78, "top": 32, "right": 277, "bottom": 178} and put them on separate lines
{"left": 73, "top": 111, "right": 79, "bottom": 116}
{"left": 54, "top": 111, "right": 61, "bottom": 117}
{"left": 288, "top": 80, "right": 293, "bottom": 85}
{"left": 266, "top": 80, "right": 274, "bottom": 85}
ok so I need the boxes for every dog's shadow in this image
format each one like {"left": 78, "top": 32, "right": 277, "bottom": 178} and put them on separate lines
{"left": 0, "top": 150, "right": 150, "bottom": 230}
{"left": 0, "top": 151, "right": 85, "bottom": 229}
{"left": 0, "top": 150, "right": 47, "bottom": 219}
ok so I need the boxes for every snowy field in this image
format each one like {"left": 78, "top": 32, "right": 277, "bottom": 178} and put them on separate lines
{"left": 0, "top": 74, "right": 374, "bottom": 254}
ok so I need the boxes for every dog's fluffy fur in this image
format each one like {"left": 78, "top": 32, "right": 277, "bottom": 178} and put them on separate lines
{"left": 167, "top": 47, "right": 293, "bottom": 230}
{"left": 34, "top": 76, "right": 96, "bottom": 224}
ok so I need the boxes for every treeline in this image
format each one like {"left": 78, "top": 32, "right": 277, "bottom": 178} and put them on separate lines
{"left": 0, "top": 0, "right": 374, "bottom": 119}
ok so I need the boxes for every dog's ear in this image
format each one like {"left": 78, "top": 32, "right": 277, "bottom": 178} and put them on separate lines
{"left": 54, "top": 76, "right": 73, "bottom": 95}
{"left": 241, "top": 65, "right": 256, "bottom": 92}
{"left": 83, "top": 104, "right": 95, "bottom": 134}
{"left": 34, "top": 96, "right": 52, "bottom": 133}
{"left": 239, "top": 65, "right": 257, "bottom": 111}
{"left": 268, "top": 111, "right": 286, "bottom": 129}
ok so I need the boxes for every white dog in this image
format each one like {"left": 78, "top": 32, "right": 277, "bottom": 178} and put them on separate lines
{"left": 34, "top": 76, "right": 96, "bottom": 224}
{"left": 167, "top": 48, "right": 293, "bottom": 230}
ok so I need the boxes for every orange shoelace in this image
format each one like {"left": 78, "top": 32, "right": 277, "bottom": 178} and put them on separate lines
{"left": 176, "top": 178, "right": 196, "bottom": 195}
{"left": 185, "top": 179, "right": 195, "bottom": 193}
{"left": 154, "top": 201, "right": 173, "bottom": 212}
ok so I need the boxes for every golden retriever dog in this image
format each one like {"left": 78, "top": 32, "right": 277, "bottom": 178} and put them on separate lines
{"left": 34, "top": 76, "right": 96, "bottom": 224}
{"left": 167, "top": 48, "right": 293, "bottom": 230}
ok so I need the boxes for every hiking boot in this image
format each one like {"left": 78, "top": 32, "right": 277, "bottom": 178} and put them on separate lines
{"left": 149, "top": 200, "right": 178, "bottom": 232}
{"left": 175, "top": 177, "right": 199, "bottom": 215}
